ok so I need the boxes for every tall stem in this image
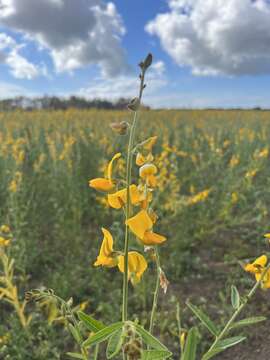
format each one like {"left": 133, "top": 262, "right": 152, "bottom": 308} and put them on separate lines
{"left": 149, "top": 246, "right": 161, "bottom": 334}
{"left": 122, "top": 70, "right": 146, "bottom": 323}
{"left": 203, "top": 264, "right": 270, "bottom": 358}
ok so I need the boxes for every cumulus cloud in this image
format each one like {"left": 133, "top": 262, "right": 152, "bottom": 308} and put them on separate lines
{"left": 0, "top": 0, "right": 128, "bottom": 76}
{"left": 77, "top": 61, "right": 167, "bottom": 102}
{"left": 146, "top": 0, "right": 270, "bottom": 76}
{"left": 0, "top": 32, "right": 45, "bottom": 79}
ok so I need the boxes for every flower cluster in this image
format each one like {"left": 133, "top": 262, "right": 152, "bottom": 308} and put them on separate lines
{"left": 89, "top": 135, "right": 166, "bottom": 285}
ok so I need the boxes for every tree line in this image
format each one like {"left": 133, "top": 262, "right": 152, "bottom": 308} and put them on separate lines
{"left": 0, "top": 96, "right": 150, "bottom": 111}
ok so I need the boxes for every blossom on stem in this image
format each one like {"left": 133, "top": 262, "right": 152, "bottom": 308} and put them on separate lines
{"left": 126, "top": 210, "right": 166, "bottom": 245}
{"left": 118, "top": 251, "right": 147, "bottom": 285}
{"left": 107, "top": 185, "right": 141, "bottom": 209}
{"left": 89, "top": 153, "right": 121, "bottom": 192}
{"left": 245, "top": 255, "right": 270, "bottom": 289}
{"left": 139, "top": 163, "right": 157, "bottom": 188}
{"left": 94, "top": 228, "right": 118, "bottom": 268}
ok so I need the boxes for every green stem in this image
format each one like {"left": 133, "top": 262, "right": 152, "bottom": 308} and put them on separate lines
{"left": 122, "top": 69, "right": 146, "bottom": 323}
{"left": 93, "top": 344, "right": 99, "bottom": 360}
{"left": 203, "top": 264, "right": 270, "bottom": 358}
{"left": 149, "top": 247, "right": 161, "bottom": 334}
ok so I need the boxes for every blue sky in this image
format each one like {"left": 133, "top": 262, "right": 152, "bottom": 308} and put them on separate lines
{"left": 0, "top": 0, "right": 270, "bottom": 108}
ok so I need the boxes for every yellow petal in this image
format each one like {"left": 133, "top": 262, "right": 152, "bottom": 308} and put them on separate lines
{"left": 107, "top": 153, "right": 121, "bottom": 182}
{"left": 142, "top": 231, "right": 167, "bottom": 245}
{"left": 94, "top": 228, "right": 117, "bottom": 268}
{"left": 89, "top": 178, "right": 114, "bottom": 192}
{"left": 107, "top": 185, "right": 141, "bottom": 209}
{"left": 136, "top": 153, "right": 146, "bottom": 166}
{"left": 126, "top": 210, "right": 153, "bottom": 239}
{"left": 264, "top": 233, "right": 270, "bottom": 239}
{"left": 245, "top": 254, "right": 267, "bottom": 274}
{"left": 142, "top": 136, "right": 158, "bottom": 151}
{"left": 139, "top": 164, "right": 157, "bottom": 178}
{"left": 117, "top": 251, "right": 147, "bottom": 284}
{"left": 261, "top": 269, "right": 270, "bottom": 289}
{"left": 146, "top": 174, "right": 157, "bottom": 188}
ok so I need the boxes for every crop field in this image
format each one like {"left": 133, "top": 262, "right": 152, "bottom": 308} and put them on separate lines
{"left": 1, "top": 108, "right": 270, "bottom": 359}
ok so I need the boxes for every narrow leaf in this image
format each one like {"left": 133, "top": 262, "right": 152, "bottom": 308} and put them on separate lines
{"left": 186, "top": 302, "right": 218, "bottom": 336}
{"left": 83, "top": 322, "right": 123, "bottom": 348}
{"left": 66, "top": 352, "right": 84, "bottom": 359}
{"left": 202, "top": 336, "right": 246, "bottom": 360}
{"left": 68, "top": 324, "right": 81, "bottom": 344}
{"left": 229, "top": 316, "right": 266, "bottom": 330}
{"left": 231, "top": 286, "right": 240, "bottom": 309}
{"left": 106, "top": 329, "right": 124, "bottom": 359}
{"left": 78, "top": 311, "right": 105, "bottom": 333}
{"left": 133, "top": 323, "right": 168, "bottom": 351}
{"left": 216, "top": 336, "right": 246, "bottom": 350}
{"left": 181, "top": 327, "right": 198, "bottom": 360}
{"left": 141, "top": 350, "right": 172, "bottom": 360}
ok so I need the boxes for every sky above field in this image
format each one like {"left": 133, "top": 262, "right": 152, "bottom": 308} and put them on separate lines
{"left": 0, "top": 0, "right": 270, "bottom": 108}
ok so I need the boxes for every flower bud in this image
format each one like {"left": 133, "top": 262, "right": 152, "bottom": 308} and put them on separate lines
{"left": 110, "top": 121, "right": 129, "bottom": 135}
{"left": 127, "top": 97, "right": 140, "bottom": 111}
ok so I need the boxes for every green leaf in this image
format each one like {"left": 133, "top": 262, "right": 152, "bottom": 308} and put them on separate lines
{"left": 186, "top": 302, "right": 218, "bottom": 336}
{"left": 203, "top": 336, "right": 246, "bottom": 360}
{"left": 68, "top": 324, "right": 81, "bottom": 344}
{"left": 78, "top": 311, "right": 105, "bottom": 333}
{"left": 66, "top": 353, "right": 84, "bottom": 359}
{"left": 216, "top": 336, "right": 246, "bottom": 349}
{"left": 83, "top": 322, "right": 123, "bottom": 348}
{"left": 141, "top": 350, "right": 172, "bottom": 360}
{"left": 229, "top": 316, "right": 266, "bottom": 330}
{"left": 106, "top": 329, "right": 124, "bottom": 359}
{"left": 133, "top": 323, "right": 168, "bottom": 351}
{"left": 181, "top": 327, "right": 198, "bottom": 360}
{"left": 231, "top": 286, "right": 240, "bottom": 309}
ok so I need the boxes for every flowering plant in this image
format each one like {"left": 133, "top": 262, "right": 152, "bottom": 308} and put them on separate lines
{"left": 26, "top": 54, "right": 270, "bottom": 360}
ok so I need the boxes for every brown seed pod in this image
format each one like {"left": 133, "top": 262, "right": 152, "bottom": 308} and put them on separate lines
{"left": 110, "top": 121, "right": 129, "bottom": 135}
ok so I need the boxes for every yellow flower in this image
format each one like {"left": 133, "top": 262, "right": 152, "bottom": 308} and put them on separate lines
{"left": 139, "top": 163, "right": 158, "bottom": 188}
{"left": 94, "top": 228, "right": 118, "bottom": 268}
{"left": 136, "top": 153, "right": 146, "bottom": 166}
{"left": 187, "top": 189, "right": 211, "bottom": 205}
{"left": 255, "top": 269, "right": 270, "bottom": 289}
{"left": 141, "top": 136, "right": 158, "bottom": 151}
{"left": 126, "top": 210, "right": 167, "bottom": 245}
{"left": 245, "top": 255, "right": 270, "bottom": 289}
{"left": 89, "top": 153, "right": 121, "bottom": 192}
{"left": 264, "top": 233, "right": 270, "bottom": 240}
{"left": 118, "top": 251, "right": 147, "bottom": 285}
{"left": 107, "top": 185, "right": 141, "bottom": 209}
{"left": 245, "top": 255, "right": 267, "bottom": 273}
{"left": 143, "top": 231, "right": 166, "bottom": 245}
{"left": 136, "top": 152, "right": 154, "bottom": 167}
{"left": 126, "top": 210, "right": 153, "bottom": 239}
{"left": 1, "top": 225, "right": 10, "bottom": 233}
{"left": 0, "top": 236, "right": 10, "bottom": 247}
{"left": 180, "top": 332, "right": 186, "bottom": 350}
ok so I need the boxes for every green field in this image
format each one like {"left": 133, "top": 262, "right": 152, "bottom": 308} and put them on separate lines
{"left": 1, "top": 109, "right": 270, "bottom": 359}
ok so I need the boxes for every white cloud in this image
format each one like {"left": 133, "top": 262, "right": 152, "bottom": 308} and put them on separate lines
{"left": 0, "top": 32, "right": 46, "bottom": 79}
{"left": 0, "top": 0, "right": 128, "bottom": 76}
{"left": 77, "top": 61, "right": 167, "bottom": 102}
{"left": 146, "top": 0, "right": 270, "bottom": 76}
{"left": 6, "top": 50, "right": 44, "bottom": 79}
